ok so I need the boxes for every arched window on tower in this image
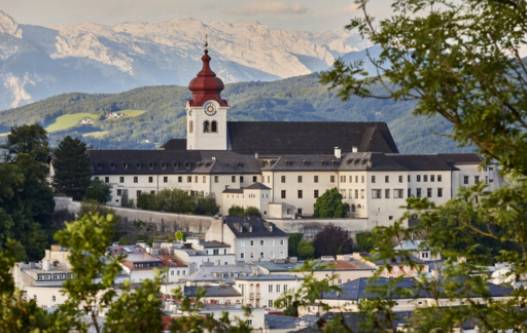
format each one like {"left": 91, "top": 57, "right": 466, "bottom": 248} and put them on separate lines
{"left": 211, "top": 120, "right": 218, "bottom": 133}
{"left": 189, "top": 120, "right": 193, "bottom": 133}
{"left": 203, "top": 121, "right": 210, "bottom": 133}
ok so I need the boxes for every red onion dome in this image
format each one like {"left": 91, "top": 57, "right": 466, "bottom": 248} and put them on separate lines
{"left": 188, "top": 49, "right": 228, "bottom": 107}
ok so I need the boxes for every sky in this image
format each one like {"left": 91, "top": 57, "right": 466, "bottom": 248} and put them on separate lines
{"left": 0, "top": 0, "right": 392, "bottom": 32}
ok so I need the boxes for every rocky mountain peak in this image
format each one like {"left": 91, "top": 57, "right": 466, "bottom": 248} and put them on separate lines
{"left": 0, "top": 10, "right": 22, "bottom": 38}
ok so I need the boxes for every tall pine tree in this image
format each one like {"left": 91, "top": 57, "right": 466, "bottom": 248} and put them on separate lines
{"left": 53, "top": 136, "right": 92, "bottom": 201}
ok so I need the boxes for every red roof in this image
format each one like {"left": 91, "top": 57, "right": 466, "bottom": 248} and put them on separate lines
{"left": 188, "top": 48, "right": 228, "bottom": 107}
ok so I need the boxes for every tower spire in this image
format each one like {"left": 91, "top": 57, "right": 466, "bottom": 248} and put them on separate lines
{"left": 204, "top": 33, "right": 208, "bottom": 52}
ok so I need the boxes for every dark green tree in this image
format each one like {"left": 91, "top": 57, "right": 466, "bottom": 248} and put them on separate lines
{"left": 6, "top": 124, "right": 49, "bottom": 163}
{"left": 1, "top": 125, "right": 55, "bottom": 260}
{"left": 288, "top": 233, "right": 303, "bottom": 257}
{"left": 355, "top": 231, "right": 374, "bottom": 253}
{"left": 53, "top": 136, "right": 92, "bottom": 200}
{"left": 84, "top": 178, "right": 111, "bottom": 204}
{"left": 321, "top": 0, "right": 527, "bottom": 330}
{"left": 313, "top": 188, "right": 348, "bottom": 218}
{"left": 313, "top": 225, "right": 353, "bottom": 258}
{"left": 297, "top": 239, "right": 315, "bottom": 259}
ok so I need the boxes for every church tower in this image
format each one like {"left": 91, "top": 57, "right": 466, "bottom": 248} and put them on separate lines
{"left": 186, "top": 43, "right": 229, "bottom": 150}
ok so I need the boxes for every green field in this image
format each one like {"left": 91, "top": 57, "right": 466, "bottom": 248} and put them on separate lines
{"left": 119, "top": 109, "right": 146, "bottom": 117}
{"left": 46, "top": 113, "right": 100, "bottom": 133}
{"left": 83, "top": 130, "right": 109, "bottom": 138}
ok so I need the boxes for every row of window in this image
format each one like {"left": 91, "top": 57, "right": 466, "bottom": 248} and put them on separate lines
{"left": 280, "top": 174, "right": 342, "bottom": 184}
{"left": 371, "top": 174, "right": 443, "bottom": 184}
{"left": 280, "top": 189, "right": 365, "bottom": 200}
{"left": 242, "top": 239, "right": 285, "bottom": 247}
{"left": 102, "top": 175, "right": 260, "bottom": 185}
{"left": 371, "top": 188, "right": 443, "bottom": 199}
{"left": 463, "top": 175, "right": 488, "bottom": 184}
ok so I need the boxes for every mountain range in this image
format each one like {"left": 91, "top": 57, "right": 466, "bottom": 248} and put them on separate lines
{"left": 0, "top": 10, "right": 370, "bottom": 110}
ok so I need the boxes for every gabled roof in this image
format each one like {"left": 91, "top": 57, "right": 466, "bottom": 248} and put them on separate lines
{"left": 223, "top": 216, "right": 287, "bottom": 238}
{"left": 244, "top": 182, "right": 271, "bottom": 190}
{"left": 226, "top": 121, "right": 399, "bottom": 154}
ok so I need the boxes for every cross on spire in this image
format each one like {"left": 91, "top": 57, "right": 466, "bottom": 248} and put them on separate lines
{"left": 204, "top": 33, "right": 208, "bottom": 51}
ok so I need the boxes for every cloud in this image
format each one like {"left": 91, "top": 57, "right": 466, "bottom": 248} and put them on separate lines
{"left": 235, "top": 1, "right": 308, "bottom": 15}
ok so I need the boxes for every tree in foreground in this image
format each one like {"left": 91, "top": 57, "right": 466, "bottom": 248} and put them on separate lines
{"left": 1, "top": 124, "right": 55, "bottom": 261}
{"left": 53, "top": 136, "right": 92, "bottom": 200}
{"left": 313, "top": 188, "right": 348, "bottom": 218}
{"left": 313, "top": 225, "right": 353, "bottom": 258}
{"left": 52, "top": 212, "right": 162, "bottom": 332}
{"left": 320, "top": 0, "right": 527, "bottom": 330}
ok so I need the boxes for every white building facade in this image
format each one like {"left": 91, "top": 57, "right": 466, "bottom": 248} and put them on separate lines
{"left": 85, "top": 46, "right": 503, "bottom": 227}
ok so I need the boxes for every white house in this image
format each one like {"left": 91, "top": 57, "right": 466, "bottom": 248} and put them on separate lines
{"left": 234, "top": 274, "right": 301, "bottom": 309}
{"left": 205, "top": 216, "right": 289, "bottom": 262}
{"left": 12, "top": 245, "right": 72, "bottom": 308}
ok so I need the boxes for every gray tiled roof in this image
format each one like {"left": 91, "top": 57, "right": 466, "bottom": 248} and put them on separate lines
{"left": 163, "top": 121, "right": 399, "bottom": 154}
{"left": 184, "top": 285, "right": 241, "bottom": 298}
{"left": 223, "top": 216, "right": 287, "bottom": 238}
{"left": 88, "top": 150, "right": 261, "bottom": 175}
{"left": 88, "top": 148, "right": 481, "bottom": 175}
{"left": 237, "top": 274, "right": 299, "bottom": 281}
{"left": 244, "top": 182, "right": 271, "bottom": 190}
{"left": 321, "top": 277, "right": 512, "bottom": 301}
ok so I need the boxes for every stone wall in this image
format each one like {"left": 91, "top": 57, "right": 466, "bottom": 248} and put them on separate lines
{"left": 54, "top": 197, "right": 376, "bottom": 238}
{"left": 268, "top": 218, "right": 373, "bottom": 239}
{"left": 54, "top": 197, "right": 215, "bottom": 235}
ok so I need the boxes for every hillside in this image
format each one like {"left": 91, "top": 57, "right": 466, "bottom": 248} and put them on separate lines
{"left": 0, "top": 10, "right": 367, "bottom": 110}
{"left": 0, "top": 73, "right": 471, "bottom": 154}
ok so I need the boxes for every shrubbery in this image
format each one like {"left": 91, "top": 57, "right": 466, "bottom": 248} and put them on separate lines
{"left": 137, "top": 189, "right": 219, "bottom": 216}
{"left": 227, "top": 205, "right": 261, "bottom": 217}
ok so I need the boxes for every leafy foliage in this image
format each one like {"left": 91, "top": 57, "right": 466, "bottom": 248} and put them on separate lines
{"left": 313, "top": 188, "right": 349, "bottom": 218}
{"left": 137, "top": 189, "right": 219, "bottom": 216}
{"left": 320, "top": 0, "right": 527, "bottom": 330}
{"left": 0, "top": 124, "right": 55, "bottom": 260}
{"left": 297, "top": 240, "right": 315, "bottom": 260}
{"left": 84, "top": 178, "right": 112, "bottom": 204}
{"left": 355, "top": 231, "right": 374, "bottom": 253}
{"left": 313, "top": 225, "right": 353, "bottom": 258}
{"left": 227, "top": 205, "right": 261, "bottom": 217}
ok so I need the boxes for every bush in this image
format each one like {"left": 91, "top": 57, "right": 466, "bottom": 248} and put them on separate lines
{"left": 244, "top": 207, "right": 261, "bottom": 217}
{"left": 137, "top": 189, "right": 219, "bottom": 216}
{"left": 355, "top": 231, "right": 374, "bottom": 253}
{"left": 313, "top": 225, "right": 353, "bottom": 258}
{"left": 228, "top": 206, "right": 245, "bottom": 216}
{"left": 227, "top": 206, "right": 261, "bottom": 217}
{"left": 297, "top": 240, "right": 315, "bottom": 259}
{"left": 83, "top": 178, "right": 111, "bottom": 204}
{"left": 313, "top": 188, "right": 349, "bottom": 218}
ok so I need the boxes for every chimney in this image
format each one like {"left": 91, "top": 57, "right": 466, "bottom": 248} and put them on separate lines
{"left": 352, "top": 146, "right": 358, "bottom": 153}
{"left": 334, "top": 147, "right": 342, "bottom": 159}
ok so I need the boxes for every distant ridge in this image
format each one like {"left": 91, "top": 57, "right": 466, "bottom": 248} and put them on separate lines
{"left": 0, "top": 73, "right": 473, "bottom": 154}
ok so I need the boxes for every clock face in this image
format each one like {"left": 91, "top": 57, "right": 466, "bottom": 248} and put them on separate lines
{"left": 204, "top": 102, "right": 217, "bottom": 116}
